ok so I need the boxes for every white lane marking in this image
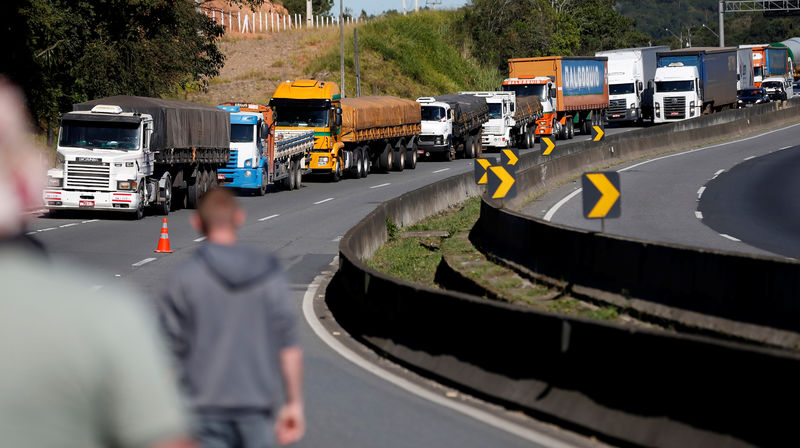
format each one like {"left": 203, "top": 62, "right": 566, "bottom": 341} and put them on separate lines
{"left": 114, "top": 274, "right": 121, "bottom": 277}
{"left": 82, "top": 219, "right": 100, "bottom": 223}
{"left": 132, "top": 257, "right": 156, "bottom": 267}
{"left": 712, "top": 169, "right": 725, "bottom": 179}
{"left": 720, "top": 233, "right": 741, "bottom": 242}
{"left": 695, "top": 211, "right": 703, "bottom": 219}
{"left": 88, "top": 285, "right": 103, "bottom": 293}
{"left": 697, "top": 186, "right": 706, "bottom": 199}
{"left": 37, "top": 227, "right": 56, "bottom": 232}
{"left": 618, "top": 122, "right": 800, "bottom": 173}
{"left": 370, "top": 183, "right": 391, "bottom": 189}
{"left": 780, "top": 145, "right": 792, "bottom": 150}
{"left": 332, "top": 235, "right": 343, "bottom": 242}
{"left": 59, "top": 223, "right": 78, "bottom": 228}
{"left": 432, "top": 168, "right": 450, "bottom": 173}
{"left": 25, "top": 231, "right": 36, "bottom": 236}
{"left": 25, "top": 208, "right": 48, "bottom": 215}
{"left": 301, "top": 261, "right": 573, "bottom": 448}
{"left": 543, "top": 188, "right": 582, "bottom": 222}
{"left": 193, "top": 236, "right": 207, "bottom": 242}
{"left": 314, "top": 198, "right": 334, "bottom": 205}
{"left": 744, "top": 155, "right": 756, "bottom": 161}
{"left": 258, "top": 214, "right": 280, "bottom": 222}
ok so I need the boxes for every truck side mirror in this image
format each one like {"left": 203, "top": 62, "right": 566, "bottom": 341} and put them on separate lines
{"left": 647, "top": 80, "right": 653, "bottom": 89}
{"left": 335, "top": 107, "right": 342, "bottom": 127}
{"left": 638, "top": 81, "right": 643, "bottom": 92}
{"left": 549, "top": 88, "right": 556, "bottom": 99}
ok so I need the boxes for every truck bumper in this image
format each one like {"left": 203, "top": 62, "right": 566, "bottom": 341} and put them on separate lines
{"left": 481, "top": 134, "right": 509, "bottom": 149}
{"left": 308, "top": 152, "right": 335, "bottom": 172}
{"left": 606, "top": 108, "right": 639, "bottom": 122}
{"left": 218, "top": 168, "right": 262, "bottom": 189}
{"left": 42, "top": 189, "right": 141, "bottom": 212}
{"left": 416, "top": 140, "right": 448, "bottom": 153}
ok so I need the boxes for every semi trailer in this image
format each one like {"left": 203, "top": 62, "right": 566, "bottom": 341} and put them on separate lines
{"left": 217, "top": 103, "right": 314, "bottom": 194}
{"left": 503, "top": 56, "right": 609, "bottom": 140}
{"left": 416, "top": 94, "right": 489, "bottom": 160}
{"left": 653, "top": 47, "right": 738, "bottom": 123}
{"left": 595, "top": 46, "right": 668, "bottom": 124}
{"left": 772, "top": 38, "right": 800, "bottom": 80}
{"left": 269, "top": 80, "right": 420, "bottom": 181}
{"left": 44, "top": 96, "right": 230, "bottom": 219}
{"left": 458, "top": 91, "right": 542, "bottom": 150}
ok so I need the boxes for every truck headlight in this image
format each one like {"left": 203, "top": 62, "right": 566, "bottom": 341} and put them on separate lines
{"left": 689, "top": 101, "right": 695, "bottom": 117}
{"left": 245, "top": 159, "right": 253, "bottom": 168}
{"left": 47, "top": 177, "right": 62, "bottom": 188}
{"left": 654, "top": 102, "right": 660, "bottom": 117}
{"left": 435, "top": 136, "right": 443, "bottom": 145}
{"left": 117, "top": 180, "right": 137, "bottom": 190}
{"left": 755, "top": 99, "right": 762, "bottom": 103}
{"left": 319, "top": 156, "right": 329, "bottom": 164}
{"left": 630, "top": 103, "right": 636, "bottom": 109}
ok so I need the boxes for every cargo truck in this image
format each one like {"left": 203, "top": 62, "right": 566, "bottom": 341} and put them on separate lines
{"left": 772, "top": 38, "right": 800, "bottom": 80}
{"left": 44, "top": 96, "right": 230, "bottom": 219}
{"left": 736, "top": 47, "right": 755, "bottom": 92}
{"left": 416, "top": 94, "right": 489, "bottom": 160}
{"left": 653, "top": 47, "right": 738, "bottom": 123}
{"left": 739, "top": 44, "right": 768, "bottom": 86}
{"left": 595, "top": 46, "right": 668, "bottom": 124}
{"left": 269, "top": 80, "right": 420, "bottom": 181}
{"left": 458, "top": 91, "right": 542, "bottom": 150}
{"left": 503, "top": 56, "right": 609, "bottom": 140}
{"left": 216, "top": 103, "right": 314, "bottom": 194}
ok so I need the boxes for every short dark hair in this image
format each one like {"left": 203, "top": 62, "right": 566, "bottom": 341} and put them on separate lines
{"left": 196, "top": 188, "right": 240, "bottom": 233}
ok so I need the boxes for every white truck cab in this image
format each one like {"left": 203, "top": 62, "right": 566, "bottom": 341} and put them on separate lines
{"left": 761, "top": 76, "right": 793, "bottom": 100}
{"left": 416, "top": 97, "right": 453, "bottom": 154}
{"left": 45, "top": 105, "right": 159, "bottom": 217}
{"left": 653, "top": 64, "right": 701, "bottom": 123}
{"left": 458, "top": 92, "right": 515, "bottom": 149}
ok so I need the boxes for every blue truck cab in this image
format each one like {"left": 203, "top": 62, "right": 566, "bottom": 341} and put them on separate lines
{"left": 217, "top": 105, "right": 268, "bottom": 193}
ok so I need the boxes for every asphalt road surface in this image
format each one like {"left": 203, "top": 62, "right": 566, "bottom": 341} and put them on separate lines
{"left": 25, "top": 125, "right": 633, "bottom": 448}
{"left": 526, "top": 120, "right": 800, "bottom": 259}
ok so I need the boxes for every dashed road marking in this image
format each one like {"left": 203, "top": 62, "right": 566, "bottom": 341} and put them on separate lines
{"left": 314, "top": 198, "right": 334, "bottom": 205}
{"left": 697, "top": 186, "right": 706, "bottom": 199}
{"left": 744, "top": 155, "right": 756, "bottom": 161}
{"left": 695, "top": 211, "right": 703, "bottom": 219}
{"left": 332, "top": 235, "right": 343, "bottom": 242}
{"left": 25, "top": 231, "right": 36, "bottom": 236}
{"left": 720, "top": 233, "right": 741, "bottom": 242}
{"left": 132, "top": 257, "right": 156, "bottom": 267}
{"left": 193, "top": 236, "right": 207, "bottom": 242}
{"left": 712, "top": 169, "right": 724, "bottom": 179}
{"left": 82, "top": 219, "right": 99, "bottom": 224}
{"left": 38, "top": 227, "right": 56, "bottom": 232}
{"left": 432, "top": 168, "right": 450, "bottom": 174}
{"left": 59, "top": 223, "right": 79, "bottom": 228}
{"left": 370, "top": 183, "right": 391, "bottom": 189}
{"left": 258, "top": 214, "right": 280, "bottom": 222}
{"left": 780, "top": 145, "right": 792, "bottom": 150}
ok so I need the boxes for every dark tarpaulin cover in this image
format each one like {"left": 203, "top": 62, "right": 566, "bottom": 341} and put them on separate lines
{"left": 73, "top": 96, "right": 230, "bottom": 151}
{"left": 434, "top": 94, "right": 489, "bottom": 124}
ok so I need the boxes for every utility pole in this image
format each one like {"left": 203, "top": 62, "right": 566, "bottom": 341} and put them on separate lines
{"left": 340, "top": 0, "right": 345, "bottom": 98}
{"left": 415, "top": 0, "right": 419, "bottom": 12}
{"left": 354, "top": 28, "right": 361, "bottom": 97}
{"left": 718, "top": 1, "right": 725, "bottom": 47}
{"left": 307, "top": 0, "right": 312, "bottom": 27}
{"left": 403, "top": 0, "right": 406, "bottom": 15}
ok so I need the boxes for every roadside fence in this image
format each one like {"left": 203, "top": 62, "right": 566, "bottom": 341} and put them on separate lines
{"left": 201, "top": 6, "right": 363, "bottom": 34}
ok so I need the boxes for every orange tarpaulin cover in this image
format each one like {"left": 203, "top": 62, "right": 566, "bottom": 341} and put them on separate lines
{"left": 341, "top": 96, "right": 421, "bottom": 132}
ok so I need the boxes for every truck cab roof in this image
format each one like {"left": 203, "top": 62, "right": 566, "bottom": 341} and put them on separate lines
{"left": 655, "top": 65, "right": 698, "bottom": 81}
{"left": 503, "top": 77, "right": 552, "bottom": 85}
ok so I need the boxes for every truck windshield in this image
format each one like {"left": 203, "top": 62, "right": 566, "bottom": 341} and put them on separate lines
{"left": 231, "top": 124, "right": 254, "bottom": 143}
{"left": 59, "top": 122, "right": 140, "bottom": 150}
{"left": 488, "top": 103, "right": 502, "bottom": 119}
{"left": 503, "top": 84, "right": 547, "bottom": 101}
{"left": 762, "top": 81, "right": 782, "bottom": 90}
{"left": 275, "top": 107, "right": 329, "bottom": 127}
{"left": 421, "top": 106, "right": 446, "bottom": 121}
{"left": 609, "top": 83, "right": 635, "bottom": 95}
{"left": 656, "top": 81, "right": 694, "bottom": 92}
{"left": 754, "top": 66, "right": 763, "bottom": 77}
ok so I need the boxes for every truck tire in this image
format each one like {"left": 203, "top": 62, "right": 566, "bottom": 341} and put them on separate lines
{"left": 360, "top": 147, "right": 369, "bottom": 177}
{"left": 351, "top": 150, "right": 362, "bottom": 179}
{"left": 392, "top": 146, "right": 405, "bottom": 171}
{"left": 567, "top": 120, "right": 574, "bottom": 139}
{"left": 257, "top": 167, "right": 267, "bottom": 196}
{"left": 289, "top": 162, "right": 297, "bottom": 189}
{"left": 464, "top": 135, "right": 475, "bottom": 159}
{"left": 158, "top": 175, "right": 172, "bottom": 214}
{"left": 557, "top": 121, "right": 567, "bottom": 140}
{"left": 331, "top": 155, "right": 342, "bottom": 182}
{"left": 132, "top": 187, "right": 145, "bottom": 220}
{"left": 404, "top": 144, "right": 417, "bottom": 169}
{"left": 379, "top": 144, "right": 393, "bottom": 172}
{"left": 187, "top": 179, "right": 200, "bottom": 209}
{"left": 295, "top": 161, "right": 303, "bottom": 189}
{"left": 445, "top": 143, "right": 455, "bottom": 161}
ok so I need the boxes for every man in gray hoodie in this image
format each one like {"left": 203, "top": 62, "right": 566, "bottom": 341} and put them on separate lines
{"left": 158, "top": 189, "right": 304, "bottom": 448}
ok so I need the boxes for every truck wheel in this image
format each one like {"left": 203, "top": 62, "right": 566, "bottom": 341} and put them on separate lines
{"left": 158, "top": 176, "right": 172, "bottom": 215}
{"left": 352, "top": 150, "right": 362, "bottom": 179}
{"left": 360, "top": 148, "right": 370, "bottom": 177}
{"left": 567, "top": 120, "right": 574, "bottom": 139}
{"left": 379, "top": 144, "right": 393, "bottom": 172}
{"left": 294, "top": 161, "right": 303, "bottom": 189}
{"left": 289, "top": 162, "right": 297, "bottom": 189}
{"left": 557, "top": 122, "right": 567, "bottom": 140}
{"left": 187, "top": 177, "right": 200, "bottom": 209}
{"left": 392, "top": 146, "right": 405, "bottom": 171}
{"left": 463, "top": 135, "right": 475, "bottom": 159}
{"left": 331, "top": 156, "right": 342, "bottom": 182}
{"left": 405, "top": 144, "right": 417, "bottom": 169}
{"left": 207, "top": 169, "right": 218, "bottom": 191}
{"left": 132, "top": 187, "right": 145, "bottom": 220}
{"left": 445, "top": 144, "right": 455, "bottom": 161}
{"left": 257, "top": 168, "right": 267, "bottom": 196}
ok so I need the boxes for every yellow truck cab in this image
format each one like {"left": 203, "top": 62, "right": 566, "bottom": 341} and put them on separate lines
{"left": 269, "top": 79, "right": 421, "bottom": 181}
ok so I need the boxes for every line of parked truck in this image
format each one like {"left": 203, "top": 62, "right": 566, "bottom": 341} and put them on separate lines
{"left": 43, "top": 39, "right": 800, "bottom": 218}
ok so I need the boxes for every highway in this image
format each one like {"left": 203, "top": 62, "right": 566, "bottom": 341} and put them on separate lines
{"left": 26, "top": 126, "right": 632, "bottom": 447}
{"left": 527, "top": 121, "right": 800, "bottom": 259}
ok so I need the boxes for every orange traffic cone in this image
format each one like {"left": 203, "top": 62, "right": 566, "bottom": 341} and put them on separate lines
{"left": 154, "top": 218, "right": 173, "bottom": 253}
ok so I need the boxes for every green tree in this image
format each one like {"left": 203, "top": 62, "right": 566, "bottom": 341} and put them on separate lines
{"left": 0, "top": 0, "right": 262, "bottom": 133}
{"left": 276, "top": 0, "right": 333, "bottom": 16}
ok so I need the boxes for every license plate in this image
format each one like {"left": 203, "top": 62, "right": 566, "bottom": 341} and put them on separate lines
{"left": 217, "top": 174, "right": 226, "bottom": 180}
{"left": 79, "top": 200, "right": 95, "bottom": 207}
{"left": 670, "top": 112, "right": 679, "bottom": 116}
{"left": 612, "top": 114, "right": 621, "bottom": 118}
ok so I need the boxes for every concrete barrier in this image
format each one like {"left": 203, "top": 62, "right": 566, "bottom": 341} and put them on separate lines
{"left": 330, "top": 100, "right": 800, "bottom": 446}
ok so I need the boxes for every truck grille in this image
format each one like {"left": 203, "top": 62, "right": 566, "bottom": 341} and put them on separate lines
{"left": 419, "top": 135, "right": 437, "bottom": 143}
{"left": 226, "top": 149, "right": 238, "bottom": 168}
{"left": 65, "top": 161, "right": 111, "bottom": 190}
{"left": 664, "top": 96, "right": 686, "bottom": 119}
{"left": 608, "top": 99, "right": 627, "bottom": 117}
{"left": 483, "top": 125, "right": 502, "bottom": 135}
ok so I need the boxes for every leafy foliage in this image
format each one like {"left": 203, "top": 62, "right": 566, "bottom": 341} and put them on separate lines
{"left": 462, "top": 0, "right": 650, "bottom": 72}
{"left": 275, "top": 0, "right": 333, "bottom": 16}
{"left": 1, "top": 0, "right": 240, "bottom": 131}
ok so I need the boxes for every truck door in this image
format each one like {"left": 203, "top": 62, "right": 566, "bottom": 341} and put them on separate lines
{"left": 143, "top": 121, "right": 154, "bottom": 176}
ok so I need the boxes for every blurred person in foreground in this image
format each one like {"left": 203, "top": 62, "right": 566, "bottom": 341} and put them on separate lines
{"left": 157, "top": 188, "right": 304, "bottom": 448}
{"left": 0, "top": 81, "right": 194, "bottom": 447}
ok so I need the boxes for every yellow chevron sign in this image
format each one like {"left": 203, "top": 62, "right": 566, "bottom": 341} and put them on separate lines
{"left": 501, "top": 148, "right": 518, "bottom": 166}
{"left": 488, "top": 166, "right": 516, "bottom": 199}
{"left": 541, "top": 137, "right": 555, "bottom": 155}
{"left": 474, "top": 157, "right": 495, "bottom": 185}
{"left": 582, "top": 172, "right": 620, "bottom": 219}
{"left": 592, "top": 125, "right": 605, "bottom": 142}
